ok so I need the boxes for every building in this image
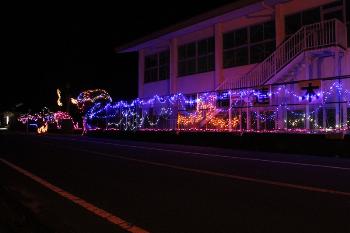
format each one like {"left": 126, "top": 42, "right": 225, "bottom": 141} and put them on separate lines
{"left": 99, "top": 0, "right": 350, "bottom": 132}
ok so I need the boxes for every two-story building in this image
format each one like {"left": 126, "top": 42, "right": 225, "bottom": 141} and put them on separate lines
{"left": 104, "top": 0, "right": 350, "bottom": 132}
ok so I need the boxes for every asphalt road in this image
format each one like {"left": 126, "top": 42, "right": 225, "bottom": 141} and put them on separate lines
{"left": 0, "top": 132, "right": 350, "bottom": 233}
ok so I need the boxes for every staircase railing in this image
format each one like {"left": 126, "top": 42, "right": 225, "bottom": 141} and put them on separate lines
{"left": 216, "top": 19, "right": 347, "bottom": 91}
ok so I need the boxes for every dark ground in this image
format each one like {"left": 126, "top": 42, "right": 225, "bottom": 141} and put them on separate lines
{"left": 88, "top": 130, "right": 350, "bottom": 157}
{"left": 0, "top": 132, "right": 350, "bottom": 233}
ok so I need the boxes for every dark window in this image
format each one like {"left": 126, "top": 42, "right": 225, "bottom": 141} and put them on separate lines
{"left": 250, "top": 43, "right": 265, "bottom": 63}
{"left": 159, "top": 51, "right": 170, "bottom": 80}
{"left": 187, "top": 43, "right": 196, "bottom": 57}
{"left": 324, "top": 10, "right": 344, "bottom": 21}
{"left": 197, "top": 56, "right": 208, "bottom": 73}
{"left": 197, "top": 40, "right": 207, "bottom": 56}
{"left": 178, "top": 61, "right": 186, "bottom": 76}
{"left": 208, "top": 37, "right": 215, "bottom": 53}
{"left": 145, "top": 54, "right": 157, "bottom": 67}
{"left": 178, "top": 37, "right": 214, "bottom": 76}
{"left": 223, "top": 50, "right": 235, "bottom": 68}
{"left": 265, "top": 40, "right": 275, "bottom": 54}
{"left": 302, "top": 8, "right": 321, "bottom": 25}
{"left": 159, "top": 51, "right": 169, "bottom": 65}
{"left": 285, "top": 13, "right": 302, "bottom": 35}
{"left": 250, "top": 24, "right": 264, "bottom": 43}
{"left": 187, "top": 59, "right": 196, "bottom": 74}
{"left": 235, "top": 28, "right": 248, "bottom": 46}
{"left": 208, "top": 53, "right": 215, "bottom": 70}
{"left": 144, "top": 68, "right": 158, "bottom": 83}
{"left": 285, "top": 8, "right": 320, "bottom": 37}
{"left": 326, "top": 108, "right": 336, "bottom": 128}
{"left": 158, "top": 66, "right": 169, "bottom": 80}
{"left": 264, "top": 21, "right": 275, "bottom": 40}
{"left": 250, "top": 41, "right": 275, "bottom": 64}
{"left": 235, "top": 47, "right": 249, "bottom": 66}
{"left": 322, "top": 0, "right": 343, "bottom": 10}
{"left": 223, "top": 20, "right": 275, "bottom": 68}
{"left": 178, "top": 46, "right": 186, "bottom": 60}
{"left": 285, "top": 1, "right": 348, "bottom": 38}
{"left": 223, "top": 47, "right": 249, "bottom": 68}
{"left": 144, "top": 50, "right": 169, "bottom": 83}
{"left": 223, "top": 31, "right": 235, "bottom": 49}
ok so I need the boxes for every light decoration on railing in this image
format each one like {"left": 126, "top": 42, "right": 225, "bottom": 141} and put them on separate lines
{"left": 84, "top": 77, "right": 349, "bottom": 133}
{"left": 208, "top": 116, "right": 240, "bottom": 129}
{"left": 177, "top": 93, "right": 218, "bottom": 127}
{"left": 17, "top": 108, "right": 77, "bottom": 133}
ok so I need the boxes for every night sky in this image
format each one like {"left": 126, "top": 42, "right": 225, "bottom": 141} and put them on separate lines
{"left": 2, "top": 1, "right": 235, "bottom": 112}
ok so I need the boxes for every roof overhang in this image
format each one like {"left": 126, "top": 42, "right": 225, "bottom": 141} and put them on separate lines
{"left": 116, "top": 0, "right": 290, "bottom": 53}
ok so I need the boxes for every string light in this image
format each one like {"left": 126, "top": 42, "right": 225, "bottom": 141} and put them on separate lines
{"left": 57, "top": 89, "right": 63, "bottom": 107}
{"left": 17, "top": 109, "right": 77, "bottom": 133}
{"left": 75, "top": 77, "right": 350, "bottom": 133}
{"left": 37, "top": 123, "right": 48, "bottom": 134}
{"left": 71, "top": 89, "right": 112, "bottom": 112}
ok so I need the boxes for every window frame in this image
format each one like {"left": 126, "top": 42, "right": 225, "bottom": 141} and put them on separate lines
{"left": 223, "top": 20, "right": 276, "bottom": 68}
{"left": 144, "top": 50, "right": 170, "bottom": 84}
{"left": 284, "top": 1, "right": 347, "bottom": 38}
{"left": 178, "top": 37, "right": 215, "bottom": 77}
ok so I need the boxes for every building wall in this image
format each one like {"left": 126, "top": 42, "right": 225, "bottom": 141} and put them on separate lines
{"left": 177, "top": 71, "right": 215, "bottom": 94}
{"left": 139, "top": 0, "right": 348, "bottom": 99}
{"left": 143, "top": 80, "right": 169, "bottom": 98}
{"left": 177, "top": 27, "right": 214, "bottom": 46}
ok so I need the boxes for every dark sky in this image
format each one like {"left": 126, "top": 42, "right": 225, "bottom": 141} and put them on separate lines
{"left": 2, "top": 1, "right": 235, "bottom": 112}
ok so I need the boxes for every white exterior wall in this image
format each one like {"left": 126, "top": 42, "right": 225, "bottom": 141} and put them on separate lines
{"left": 177, "top": 72, "right": 215, "bottom": 94}
{"left": 143, "top": 80, "right": 169, "bottom": 98}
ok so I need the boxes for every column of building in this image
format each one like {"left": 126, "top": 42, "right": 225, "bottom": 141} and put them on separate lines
{"left": 169, "top": 38, "right": 178, "bottom": 129}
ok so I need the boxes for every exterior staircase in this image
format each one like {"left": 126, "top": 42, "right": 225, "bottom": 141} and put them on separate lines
{"left": 216, "top": 19, "right": 348, "bottom": 91}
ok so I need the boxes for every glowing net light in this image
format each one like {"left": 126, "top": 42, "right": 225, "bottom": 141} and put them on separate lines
{"left": 17, "top": 110, "right": 77, "bottom": 133}
{"left": 53, "top": 111, "right": 72, "bottom": 122}
{"left": 208, "top": 116, "right": 240, "bottom": 129}
{"left": 57, "top": 89, "right": 63, "bottom": 107}
{"left": 79, "top": 78, "right": 350, "bottom": 133}
{"left": 37, "top": 123, "right": 48, "bottom": 134}
{"left": 71, "top": 98, "right": 78, "bottom": 105}
{"left": 72, "top": 89, "right": 112, "bottom": 112}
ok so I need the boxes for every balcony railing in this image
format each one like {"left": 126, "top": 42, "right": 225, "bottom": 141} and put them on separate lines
{"left": 216, "top": 19, "right": 348, "bottom": 91}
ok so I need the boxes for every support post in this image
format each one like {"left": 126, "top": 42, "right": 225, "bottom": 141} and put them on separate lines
{"left": 214, "top": 23, "right": 224, "bottom": 89}
{"left": 246, "top": 106, "right": 250, "bottom": 131}
{"left": 334, "top": 51, "right": 341, "bottom": 129}
{"left": 170, "top": 38, "right": 178, "bottom": 94}
{"left": 305, "top": 105, "right": 310, "bottom": 130}
{"left": 342, "top": 103, "right": 347, "bottom": 129}
{"left": 228, "top": 92, "right": 232, "bottom": 132}
{"left": 256, "top": 108, "right": 260, "bottom": 131}
{"left": 239, "top": 108, "right": 242, "bottom": 131}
